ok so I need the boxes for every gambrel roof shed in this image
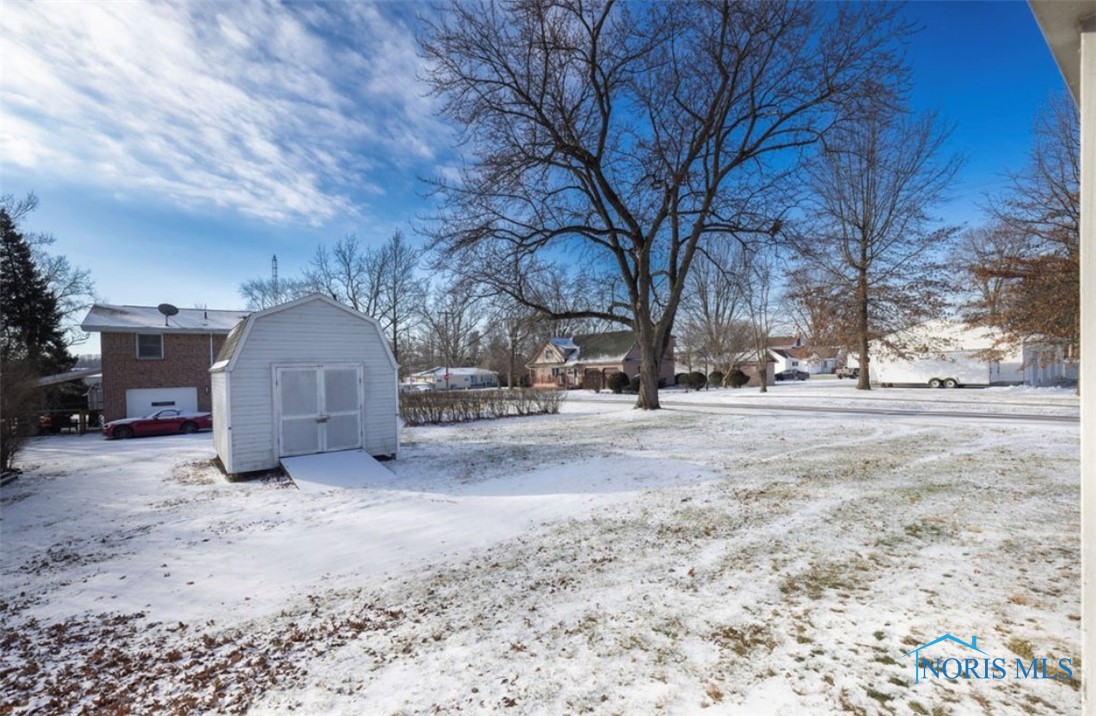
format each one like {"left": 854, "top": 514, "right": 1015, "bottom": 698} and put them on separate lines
{"left": 210, "top": 294, "right": 399, "bottom": 475}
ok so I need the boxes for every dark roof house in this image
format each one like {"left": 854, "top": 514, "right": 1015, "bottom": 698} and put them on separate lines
{"left": 81, "top": 303, "right": 249, "bottom": 421}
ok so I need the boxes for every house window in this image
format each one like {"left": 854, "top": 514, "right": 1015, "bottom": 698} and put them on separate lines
{"left": 136, "top": 334, "right": 164, "bottom": 359}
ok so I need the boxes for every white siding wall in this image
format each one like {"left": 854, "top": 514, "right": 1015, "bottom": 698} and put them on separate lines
{"left": 210, "top": 371, "right": 231, "bottom": 470}
{"left": 222, "top": 300, "right": 398, "bottom": 473}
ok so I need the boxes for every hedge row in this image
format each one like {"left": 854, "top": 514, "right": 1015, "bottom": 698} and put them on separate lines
{"left": 399, "top": 388, "right": 565, "bottom": 426}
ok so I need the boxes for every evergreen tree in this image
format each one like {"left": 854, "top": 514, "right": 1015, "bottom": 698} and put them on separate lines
{"left": 2, "top": 207, "right": 77, "bottom": 471}
{"left": 1, "top": 207, "right": 74, "bottom": 376}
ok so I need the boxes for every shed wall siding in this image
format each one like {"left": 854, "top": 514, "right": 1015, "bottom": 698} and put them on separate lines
{"left": 210, "top": 372, "right": 230, "bottom": 470}
{"left": 225, "top": 302, "right": 398, "bottom": 473}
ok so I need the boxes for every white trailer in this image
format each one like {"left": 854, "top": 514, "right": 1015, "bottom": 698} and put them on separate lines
{"left": 861, "top": 319, "right": 1024, "bottom": 389}
{"left": 870, "top": 350, "right": 1001, "bottom": 388}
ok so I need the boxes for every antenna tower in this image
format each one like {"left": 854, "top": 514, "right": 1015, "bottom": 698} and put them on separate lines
{"left": 272, "top": 254, "right": 280, "bottom": 303}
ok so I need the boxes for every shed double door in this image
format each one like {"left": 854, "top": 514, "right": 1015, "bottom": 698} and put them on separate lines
{"left": 275, "top": 365, "right": 363, "bottom": 457}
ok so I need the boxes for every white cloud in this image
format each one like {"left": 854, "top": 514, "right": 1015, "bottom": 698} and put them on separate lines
{"left": 0, "top": 1, "right": 448, "bottom": 225}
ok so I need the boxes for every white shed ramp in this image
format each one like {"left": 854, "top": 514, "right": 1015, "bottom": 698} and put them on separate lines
{"left": 281, "top": 450, "right": 393, "bottom": 492}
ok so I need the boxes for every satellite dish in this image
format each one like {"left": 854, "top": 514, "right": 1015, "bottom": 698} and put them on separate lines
{"left": 157, "top": 303, "right": 179, "bottom": 326}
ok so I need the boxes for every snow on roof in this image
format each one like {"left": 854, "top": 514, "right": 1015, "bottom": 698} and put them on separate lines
{"left": 570, "top": 331, "right": 637, "bottom": 363}
{"left": 82, "top": 303, "right": 248, "bottom": 334}
{"left": 529, "top": 331, "right": 639, "bottom": 368}
{"left": 209, "top": 294, "right": 399, "bottom": 374}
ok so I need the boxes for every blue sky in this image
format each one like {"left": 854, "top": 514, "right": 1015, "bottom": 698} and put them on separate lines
{"left": 0, "top": 0, "right": 1070, "bottom": 355}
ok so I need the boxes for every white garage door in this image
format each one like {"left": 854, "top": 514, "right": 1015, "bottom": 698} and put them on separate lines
{"left": 125, "top": 387, "right": 199, "bottom": 418}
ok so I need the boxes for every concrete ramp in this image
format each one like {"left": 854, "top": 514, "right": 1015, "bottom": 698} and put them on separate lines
{"left": 281, "top": 450, "right": 393, "bottom": 492}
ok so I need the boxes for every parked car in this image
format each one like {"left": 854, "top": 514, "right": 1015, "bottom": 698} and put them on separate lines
{"left": 39, "top": 414, "right": 76, "bottom": 434}
{"left": 775, "top": 369, "right": 810, "bottom": 381}
{"left": 103, "top": 409, "right": 212, "bottom": 439}
{"left": 835, "top": 366, "right": 859, "bottom": 379}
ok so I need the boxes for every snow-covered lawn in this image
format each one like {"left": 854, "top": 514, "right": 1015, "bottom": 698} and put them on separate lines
{"left": 1, "top": 384, "right": 1080, "bottom": 715}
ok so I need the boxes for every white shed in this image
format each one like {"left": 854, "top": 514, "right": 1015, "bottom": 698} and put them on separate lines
{"left": 209, "top": 294, "right": 399, "bottom": 475}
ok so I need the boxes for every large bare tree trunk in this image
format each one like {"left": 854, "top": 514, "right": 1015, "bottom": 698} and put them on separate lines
{"left": 635, "top": 315, "right": 662, "bottom": 409}
{"left": 637, "top": 346, "right": 661, "bottom": 409}
{"left": 856, "top": 266, "right": 871, "bottom": 390}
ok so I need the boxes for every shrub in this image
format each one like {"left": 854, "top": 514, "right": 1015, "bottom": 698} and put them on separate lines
{"left": 629, "top": 375, "right": 641, "bottom": 393}
{"left": 687, "top": 371, "right": 707, "bottom": 391}
{"left": 708, "top": 371, "right": 724, "bottom": 388}
{"left": 726, "top": 369, "right": 750, "bottom": 388}
{"left": 674, "top": 372, "right": 688, "bottom": 386}
{"left": 399, "top": 388, "right": 564, "bottom": 426}
{"left": 0, "top": 360, "right": 38, "bottom": 473}
{"left": 607, "top": 371, "right": 630, "bottom": 394}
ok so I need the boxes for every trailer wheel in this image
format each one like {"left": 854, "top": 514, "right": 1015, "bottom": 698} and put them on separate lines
{"left": 928, "top": 378, "right": 943, "bottom": 388}
{"left": 943, "top": 378, "right": 958, "bottom": 389}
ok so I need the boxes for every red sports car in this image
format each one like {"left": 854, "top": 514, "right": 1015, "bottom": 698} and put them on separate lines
{"left": 103, "top": 409, "right": 213, "bottom": 439}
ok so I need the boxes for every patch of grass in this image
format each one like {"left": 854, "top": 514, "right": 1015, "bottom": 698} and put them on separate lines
{"left": 908, "top": 701, "right": 928, "bottom": 715}
{"left": 837, "top": 688, "right": 867, "bottom": 715}
{"left": 780, "top": 556, "right": 873, "bottom": 601}
{"left": 1007, "top": 637, "right": 1035, "bottom": 661}
{"left": 865, "top": 688, "right": 892, "bottom": 706}
{"left": 873, "top": 630, "right": 885, "bottom": 641}
{"left": 1060, "top": 654, "right": 1081, "bottom": 691}
{"left": 903, "top": 519, "right": 956, "bottom": 541}
{"left": 709, "top": 623, "right": 775, "bottom": 657}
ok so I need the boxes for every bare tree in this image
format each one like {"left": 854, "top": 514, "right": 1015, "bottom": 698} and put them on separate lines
{"left": 971, "top": 96, "right": 1079, "bottom": 351}
{"left": 421, "top": 0, "right": 908, "bottom": 409}
{"left": 419, "top": 282, "right": 483, "bottom": 382}
{"left": 480, "top": 298, "right": 541, "bottom": 388}
{"left": 376, "top": 231, "right": 427, "bottom": 362}
{"left": 239, "top": 274, "right": 309, "bottom": 310}
{"left": 678, "top": 240, "right": 750, "bottom": 376}
{"left": 782, "top": 264, "right": 850, "bottom": 349}
{"left": 304, "top": 235, "right": 384, "bottom": 314}
{"left": 795, "top": 107, "right": 961, "bottom": 389}
{"left": 954, "top": 223, "right": 1027, "bottom": 326}
{"left": 238, "top": 233, "right": 428, "bottom": 362}
{"left": 735, "top": 245, "right": 778, "bottom": 393}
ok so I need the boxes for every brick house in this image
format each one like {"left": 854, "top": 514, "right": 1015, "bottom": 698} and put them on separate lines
{"left": 527, "top": 331, "right": 675, "bottom": 389}
{"left": 81, "top": 304, "right": 249, "bottom": 421}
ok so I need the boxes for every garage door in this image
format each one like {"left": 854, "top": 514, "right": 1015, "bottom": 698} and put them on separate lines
{"left": 125, "top": 387, "right": 199, "bottom": 418}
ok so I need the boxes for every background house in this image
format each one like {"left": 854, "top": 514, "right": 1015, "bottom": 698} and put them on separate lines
{"left": 210, "top": 294, "right": 398, "bottom": 475}
{"left": 729, "top": 351, "right": 776, "bottom": 387}
{"left": 81, "top": 303, "right": 249, "bottom": 421}
{"left": 409, "top": 366, "right": 499, "bottom": 390}
{"left": 527, "top": 331, "right": 675, "bottom": 389}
